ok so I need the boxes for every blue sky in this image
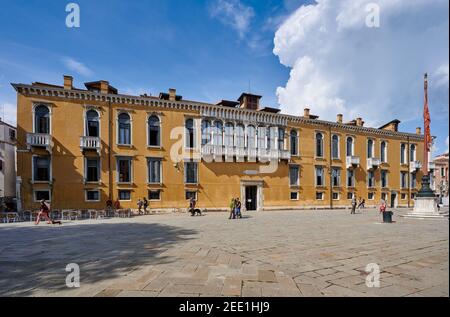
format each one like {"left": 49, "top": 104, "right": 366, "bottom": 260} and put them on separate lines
{"left": 0, "top": 0, "right": 448, "bottom": 155}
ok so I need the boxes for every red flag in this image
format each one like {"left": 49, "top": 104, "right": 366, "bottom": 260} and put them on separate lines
{"left": 424, "top": 73, "right": 431, "bottom": 152}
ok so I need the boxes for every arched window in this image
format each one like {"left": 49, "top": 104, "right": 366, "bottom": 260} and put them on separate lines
{"left": 148, "top": 115, "right": 160, "bottom": 147}
{"left": 118, "top": 113, "right": 131, "bottom": 145}
{"left": 186, "top": 119, "right": 195, "bottom": 148}
{"left": 410, "top": 144, "right": 416, "bottom": 162}
{"left": 290, "top": 130, "right": 298, "bottom": 155}
{"left": 201, "top": 120, "right": 211, "bottom": 145}
{"left": 235, "top": 124, "right": 245, "bottom": 148}
{"left": 278, "top": 128, "right": 285, "bottom": 150}
{"left": 247, "top": 125, "right": 256, "bottom": 149}
{"left": 34, "top": 105, "right": 50, "bottom": 134}
{"left": 213, "top": 121, "right": 223, "bottom": 146}
{"left": 257, "top": 127, "right": 266, "bottom": 149}
{"left": 86, "top": 110, "right": 99, "bottom": 137}
{"left": 332, "top": 135, "right": 339, "bottom": 159}
{"left": 381, "top": 141, "right": 387, "bottom": 163}
{"left": 367, "top": 139, "right": 374, "bottom": 158}
{"left": 267, "top": 127, "right": 276, "bottom": 150}
{"left": 316, "top": 133, "right": 324, "bottom": 157}
{"left": 401, "top": 143, "right": 406, "bottom": 164}
{"left": 224, "top": 122, "right": 234, "bottom": 147}
{"left": 346, "top": 137, "right": 354, "bottom": 156}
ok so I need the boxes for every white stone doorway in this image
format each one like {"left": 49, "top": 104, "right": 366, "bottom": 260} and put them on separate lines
{"left": 240, "top": 180, "right": 263, "bottom": 211}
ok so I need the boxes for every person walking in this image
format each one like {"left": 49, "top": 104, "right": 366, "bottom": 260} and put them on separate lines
{"left": 35, "top": 199, "right": 61, "bottom": 225}
{"left": 229, "top": 198, "right": 236, "bottom": 219}
{"left": 351, "top": 196, "right": 357, "bottom": 214}
{"left": 137, "top": 199, "right": 143, "bottom": 215}
{"left": 235, "top": 198, "right": 242, "bottom": 219}
{"left": 379, "top": 200, "right": 387, "bottom": 214}
{"left": 189, "top": 196, "right": 197, "bottom": 216}
{"left": 143, "top": 197, "right": 149, "bottom": 214}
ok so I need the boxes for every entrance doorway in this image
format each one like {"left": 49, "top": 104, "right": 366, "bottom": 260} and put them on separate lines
{"left": 245, "top": 186, "right": 258, "bottom": 211}
{"left": 390, "top": 192, "right": 397, "bottom": 208}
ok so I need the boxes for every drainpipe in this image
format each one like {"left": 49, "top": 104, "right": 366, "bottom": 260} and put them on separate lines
{"left": 329, "top": 125, "right": 333, "bottom": 209}
{"left": 407, "top": 136, "right": 410, "bottom": 208}
{"left": 108, "top": 100, "right": 113, "bottom": 200}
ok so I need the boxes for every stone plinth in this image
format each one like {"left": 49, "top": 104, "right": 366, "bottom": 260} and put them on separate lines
{"left": 403, "top": 197, "right": 448, "bottom": 218}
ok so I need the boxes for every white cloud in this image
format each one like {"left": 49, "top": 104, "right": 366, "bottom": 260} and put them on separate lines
{"left": 273, "top": 0, "right": 449, "bottom": 127}
{"left": 209, "top": 0, "right": 255, "bottom": 38}
{"left": 0, "top": 102, "right": 16, "bottom": 126}
{"left": 61, "top": 57, "right": 93, "bottom": 77}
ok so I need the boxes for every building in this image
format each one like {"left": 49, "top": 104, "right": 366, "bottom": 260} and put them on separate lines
{"left": 433, "top": 153, "right": 449, "bottom": 205}
{"left": 0, "top": 118, "right": 17, "bottom": 198}
{"left": 12, "top": 76, "right": 426, "bottom": 211}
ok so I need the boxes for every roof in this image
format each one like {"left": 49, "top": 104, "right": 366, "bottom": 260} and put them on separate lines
{"left": 159, "top": 92, "right": 183, "bottom": 101}
{"left": 379, "top": 119, "right": 401, "bottom": 130}
{"left": 259, "top": 107, "right": 281, "bottom": 114}
{"left": 217, "top": 100, "right": 239, "bottom": 108}
{"left": 237, "top": 93, "right": 262, "bottom": 102}
{"left": 84, "top": 81, "right": 118, "bottom": 94}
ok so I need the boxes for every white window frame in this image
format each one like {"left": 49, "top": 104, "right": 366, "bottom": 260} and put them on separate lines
{"left": 85, "top": 189, "right": 101, "bottom": 202}
{"left": 368, "top": 192, "right": 375, "bottom": 200}
{"left": 346, "top": 169, "right": 355, "bottom": 188}
{"left": 315, "top": 132, "right": 325, "bottom": 158}
{"left": 147, "top": 113, "right": 162, "bottom": 148}
{"left": 367, "top": 138, "right": 374, "bottom": 159}
{"left": 331, "top": 167, "right": 341, "bottom": 187}
{"left": 331, "top": 134, "right": 340, "bottom": 159}
{"left": 118, "top": 189, "right": 132, "bottom": 201}
{"left": 346, "top": 136, "right": 355, "bottom": 157}
{"left": 381, "top": 170, "right": 388, "bottom": 188}
{"left": 410, "top": 144, "right": 417, "bottom": 162}
{"left": 116, "top": 111, "right": 133, "bottom": 146}
{"left": 33, "top": 189, "right": 51, "bottom": 202}
{"left": 147, "top": 157, "right": 163, "bottom": 185}
{"left": 184, "top": 161, "right": 199, "bottom": 185}
{"left": 84, "top": 156, "right": 101, "bottom": 183}
{"left": 289, "top": 164, "right": 300, "bottom": 187}
{"left": 315, "top": 192, "right": 324, "bottom": 201}
{"left": 367, "top": 170, "right": 375, "bottom": 188}
{"left": 148, "top": 189, "right": 162, "bottom": 201}
{"left": 332, "top": 192, "right": 340, "bottom": 201}
{"left": 290, "top": 129, "right": 299, "bottom": 156}
{"left": 315, "top": 166, "right": 325, "bottom": 187}
{"left": 400, "top": 172, "right": 408, "bottom": 189}
{"left": 380, "top": 140, "right": 388, "bottom": 163}
{"left": 185, "top": 190, "right": 198, "bottom": 201}
{"left": 290, "top": 191, "right": 299, "bottom": 201}
{"left": 32, "top": 155, "right": 52, "bottom": 183}
{"left": 32, "top": 103, "right": 52, "bottom": 134}
{"left": 400, "top": 143, "right": 407, "bottom": 164}
{"left": 84, "top": 108, "right": 101, "bottom": 138}
{"left": 116, "top": 156, "right": 133, "bottom": 184}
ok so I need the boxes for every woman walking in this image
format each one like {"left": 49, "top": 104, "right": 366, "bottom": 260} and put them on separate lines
{"left": 235, "top": 198, "right": 242, "bottom": 219}
{"left": 137, "top": 198, "right": 143, "bottom": 215}
{"left": 143, "top": 197, "right": 149, "bottom": 214}
{"left": 229, "top": 198, "right": 236, "bottom": 219}
{"left": 35, "top": 199, "right": 52, "bottom": 225}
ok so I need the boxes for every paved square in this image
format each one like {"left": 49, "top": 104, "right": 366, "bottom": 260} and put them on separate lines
{"left": 0, "top": 208, "right": 448, "bottom": 297}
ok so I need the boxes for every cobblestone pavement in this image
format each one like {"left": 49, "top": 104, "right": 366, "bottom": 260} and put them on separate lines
{"left": 0, "top": 208, "right": 448, "bottom": 297}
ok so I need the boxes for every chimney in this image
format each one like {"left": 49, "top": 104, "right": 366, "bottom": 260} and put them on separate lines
{"left": 356, "top": 118, "right": 364, "bottom": 127}
{"left": 304, "top": 108, "right": 310, "bottom": 118}
{"left": 169, "top": 88, "right": 176, "bottom": 101}
{"left": 337, "top": 114, "right": 343, "bottom": 123}
{"left": 63, "top": 75, "right": 73, "bottom": 90}
{"left": 416, "top": 127, "right": 422, "bottom": 135}
{"left": 100, "top": 80, "right": 109, "bottom": 94}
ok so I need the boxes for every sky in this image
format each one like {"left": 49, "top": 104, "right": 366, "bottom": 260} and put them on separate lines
{"left": 0, "top": 0, "right": 448, "bottom": 155}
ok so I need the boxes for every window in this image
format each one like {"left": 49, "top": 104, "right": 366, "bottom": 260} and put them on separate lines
{"left": 401, "top": 193, "right": 407, "bottom": 200}
{"left": 85, "top": 158, "right": 100, "bottom": 182}
{"left": 184, "top": 161, "right": 198, "bottom": 184}
{"left": 316, "top": 192, "right": 324, "bottom": 200}
{"left": 316, "top": 133, "right": 324, "bottom": 157}
{"left": 118, "top": 113, "right": 131, "bottom": 145}
{"left": 117, "top": 158, "right": 132, "bottom": 183}
{"left": 368, "top": 192, "right": 375, "bottom": 200}
{"left": 368, "top": 171, "right": 375, "bottom": 188}
{"left": 148, "top": 190, "right": 161, "bottom": 201}
{"left": 34, "top": 105, "right": 50, "bottom": 134}
{"left": 185, "top": 191, "right": 197, "bottom": 200}
{"left": 0, "top": 160, "right": 2, "bottom": 171}
{"left": 332, "top": 168, "right": 341, "bottom": 187}
{"left": 213, "top": 121, "right": 222, "bottom": 146}
{"left": 367, "top": 139, "right": 374, "bottom": 158}
{"left": 290, "top": 130, "right": 298, "bottom": 155}
{"left": 118, "top": 190, "right": 131, "bottom": 201}
{"left": 401, "top": 172, "right": 408, "bottom": 189}
{"left": 381, "top": 141, "right": 387, "bottom": 163}
{"left": 332, "top": 135, "right": 339, "bottom": 159}
{"left": 289, "top": 165, "right": 300, "bottom": 186}
{"left": 268, "top": 127, "right": 276, "bottom": 149}
{"left": 346, "top": 137, "right": 354, "bottom": 156}
{"left": 186, "top": 119, "right": 196, "bottom": 148}
{"left": 33, "top": 156, "right": 50, "bottom": 182}
{"left": 347, "top": 192, "right": 354, "bottom": 200}
{"left": 347, "top": 169, "right": 355, "bottom": 188}
{"left": 257, "top": 127, "right": 266, "bottom": 149}
{"left": 148, "top": 115, "right": 160, "bottom": 147}
{"left": 410, "top": 144, "right": 416, "bottom": 162}
{"left": 441, "top": 168, "right": 445, "bottom": 177}
{"left": 224, "top": 122, "right": 234, "bottom": 147}
{"left": 278, "top": 128, "right": 285, "bottom": 150}
{"left": 381, "top": 170, "right": 388, "bottom": 188}
{"left": 86, "top": 190, "right": 100, "bottom": 202}
{"left": 34, "top": 190, "right": 50, "bottom": 202}
{"left": 315, "top": 166, "right": 324, "bottom": 186}
{"left": 247, "top": 125, "right": 256, "bottom": 149}
{"left": 201, "top": 120, "right": 212, "bottom": 145}
{"left": 235, "top": 124, "right": 245, "bottom": 148}
{"left": 381, "top": 193, "right": 388, "bottom": 201}
{"left": 410, "top": 173, "right": 417, "bottom": 188}
{"left": 332, "top": 192, "right": 339, "bottom": 200}
{"left": 147, "top": 158, "right": 162, "bottom": 184}
{"left": 9, "top": 128, "right": 16, "bottom": 139}
{"left": 400, "top": 143, "right": 406, "bottom": 164}
{"left": 290, "top": 192, "right": 299, "bottom": 200}
{"left": 86, "top": 110, "right": 99, "bottom": 137}
{"left": 411, "top": 193, "right": 416, "bottom": 199}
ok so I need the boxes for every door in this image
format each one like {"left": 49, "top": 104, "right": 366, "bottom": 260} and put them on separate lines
{"left": 390, "top": 193, "right": 397, "bottom": 208}
{"left": 245, "top": 186, "right": 257, "bottom": 211}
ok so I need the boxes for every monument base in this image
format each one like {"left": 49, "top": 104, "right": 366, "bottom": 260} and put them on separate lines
{"left": 402, "top": 197, "right": 448, "bottom": 219}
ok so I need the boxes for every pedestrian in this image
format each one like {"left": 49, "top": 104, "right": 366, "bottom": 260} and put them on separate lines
{"left": 357, "top": 197, "right": 365, "bottom": 210}
{"left": 351, "top": 196, "right": 357, "bottom": 214}
{"left": 379, "top": 200, "right": 387, "bottom": 214}
{"left": 35, "top": 199, "right": 61, "bottom": 225}
{"left": 235, "top": 198, "right": 242, "bottom": 219}
{"left": 229, "top": 198, "right": 236, "bottom": 219}
{"left": 143, "top": 197, "right": 149, "bottom": 214}
{"left": 114, "top": 198, "right": 121, "bottom": 210}
{"left": 137, "top": 198, "right": 143, "bottom": 215}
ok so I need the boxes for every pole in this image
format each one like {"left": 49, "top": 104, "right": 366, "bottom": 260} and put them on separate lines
{"left": 423, "top": 73, "right": 429, "bottom": 176}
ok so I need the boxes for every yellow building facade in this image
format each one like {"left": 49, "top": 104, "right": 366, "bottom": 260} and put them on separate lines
{"left": 13, "top": 76, "right": 425, "bottom": 211}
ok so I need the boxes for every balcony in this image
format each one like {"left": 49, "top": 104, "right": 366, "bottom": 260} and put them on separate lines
{"left": 235, "top": 147, "right": 246, "bottom": 160}
{"left": 26, "top": 133, "right": 52, "bottom": 151}
{"left": 346, "top": 156, "right": 360, "bottom": 169}
{"left": 80, "top": 136, "right": 101, "bottom": 154}
{"left": 279, "top": 150, "right": 291, "bottom": 160}
{"left": 367, "top": 157, "right": 381, "bottom": 170}
{"left": 410, "top": 161, "right": 422, "bottom": 173}
{"left": 201, "top": 145, "right": 291, "bottom": 162}
{"left": 224, "top": 146, "right": 235, "bottom": 160}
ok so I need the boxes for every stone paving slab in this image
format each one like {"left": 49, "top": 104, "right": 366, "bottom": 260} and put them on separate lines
{"left": 0, "top": 208, "right": 448, "bottom": 297}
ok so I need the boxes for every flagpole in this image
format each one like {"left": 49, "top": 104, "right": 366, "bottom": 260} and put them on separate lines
{"left": 423, "top": 73, "right": 429, "bottom": 176}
